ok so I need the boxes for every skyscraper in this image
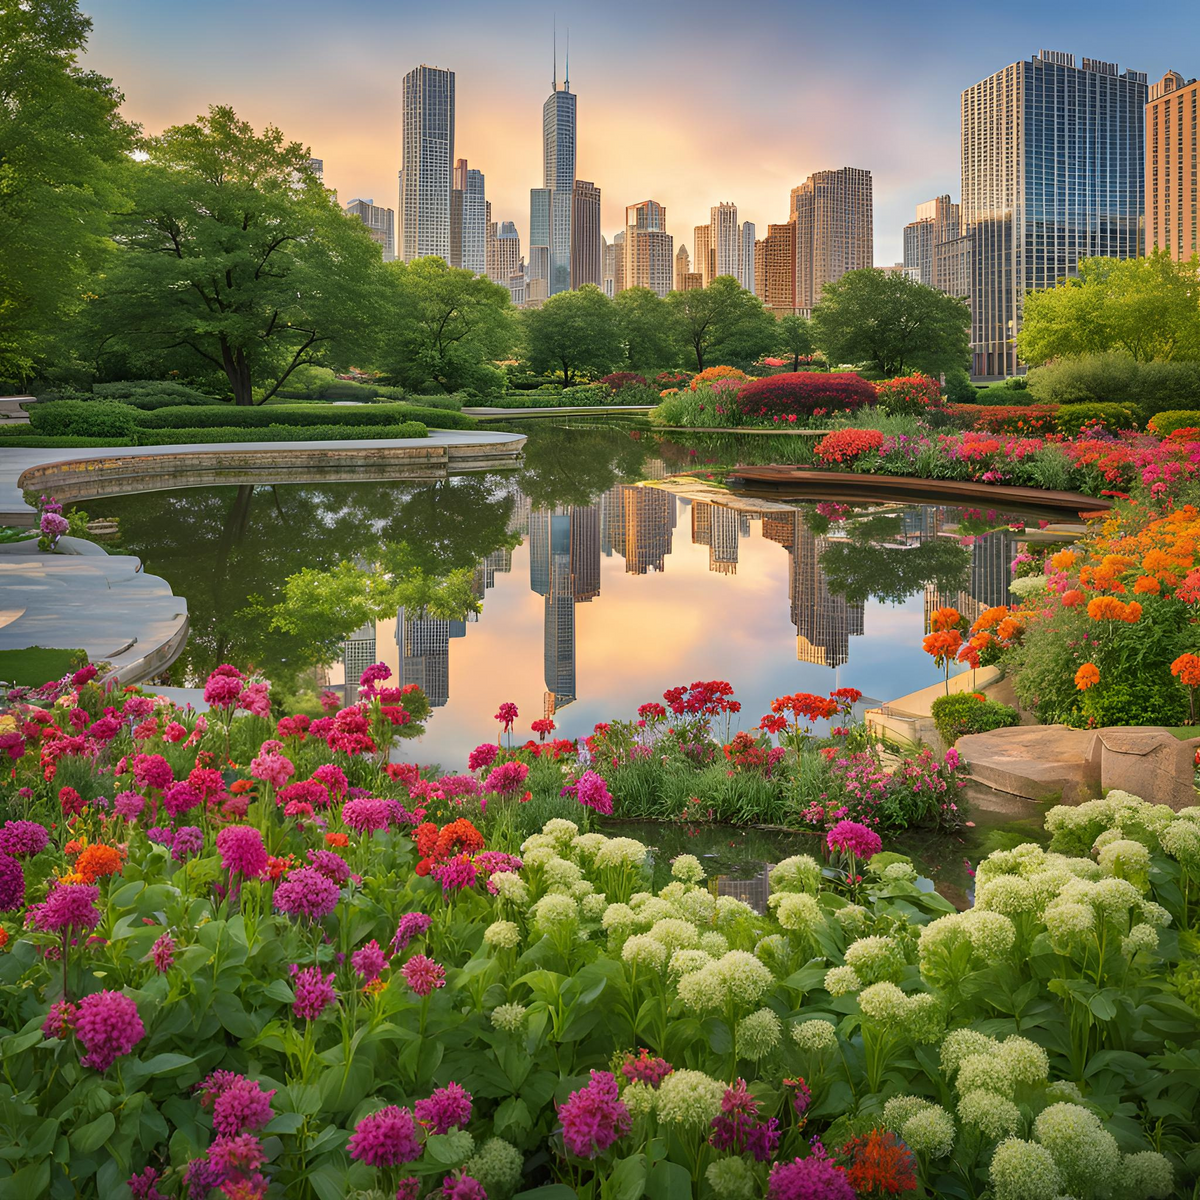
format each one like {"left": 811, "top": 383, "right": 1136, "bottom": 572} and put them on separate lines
{"left": 306, "top": 157, "right": 324, "bottom": 183}
{"left": 790, "top": 167, "right": 873, "bottom": 314}
{"left": 542, "top": 44, "right": 576, "bottom": 296}
{"left": 612, "top": 230, "right": 625, "bottom": 294}
{"left": 488, "top": 220, "right": 521, "bottom": 284}
{"left": 1146, "top": 71, "right": 1200, "bottom": 259}
{"left": 902, "top": 195, "right": 959, "bottom": 288}
{"left": 712, "top": 202, "right": 740, "bottom": 280}
{"left": 602, "top": 236, "right": 617, "bottom": 297}
{"left": 344, "top": 198, "right": 396, "bottom": 262}
{"left": 528, "top": 187, "right": 551, "bottom": 288}
{"left": 674, "top": 244, "right": 691, "bottom": 292}
{"left": 740, "top": 222, "right": 756, "bottom": 292}
{"left": 693, "top": 223, "right": 713, "bottom": 286}
{"left": 400, "top": 65, "right": 455, "bottom": 262}
{"left": 451, "top": 159, "right": 486, "bottom": 275}
{"left": 623, "top": 201, "right": 674, "bottom": 297}
{"left": 962, "top": 50, "right": 1147, "bottom": 377}
{"left": 760, "top": 223, "right": 797, "bottom": 314}
{"left": 570, "top": 180, "right": 602, "bottom": 287}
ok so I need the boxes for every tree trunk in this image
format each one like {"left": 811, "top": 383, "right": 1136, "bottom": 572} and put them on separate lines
{"left": 695, "top": 342, "right": 705, "bottom": 371}
{"left": 221, "top": 337, "right": 255, "bottom": 405}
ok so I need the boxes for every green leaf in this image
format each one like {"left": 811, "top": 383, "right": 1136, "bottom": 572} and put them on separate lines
{"left": 602, "top": 1154, "right": 647, "bottom": 1200}
{"left": 513, "top": 1188, "right": 577, "bottom": 1200}
{"left": 424, "top": 1130, "right": 474, "bottom": 1166}
{"left": 645, "top": 1160, "right": 691, "bottom": 1200}
{"left": 108, "top": 880, "right": 146, "bottom": 909}
{"left": 264, "top": 1112, "right": 306, "bottom": 1134}
{"left": 308, "top": 1162, "right": 351, "bottom": 1200}
{"left": 73, "top": 1112, "right": 115, "bottom": 1154}
{"left": 0, "top": 1160, "right": 50, "bottom": 1199}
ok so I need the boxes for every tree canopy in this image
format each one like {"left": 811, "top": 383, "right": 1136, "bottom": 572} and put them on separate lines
{"left": 613, "top": 287, "right": 678, "bottom": 373}
{"left": 95, "top": 106, "right": 386, "bottom": 404}
{"left": 811, "top": 270, "right": 969, "bottom": 378}
{"left": 1018, "top": 252, "right": 1200, "bottom": 365}
{"left": 666, "top": 276, "right": 776, "bottom": 371}
{"left": 522, "top": 285, "right": 622, "bottom": 385}
{"left": 0, "top": 0, "right": 135, "bottom": 385}
{"left": 774, "top": 314, "right": 815, "bottom": 371}
{"left": 380, "top": 256, "right": 516, "bottom": 394}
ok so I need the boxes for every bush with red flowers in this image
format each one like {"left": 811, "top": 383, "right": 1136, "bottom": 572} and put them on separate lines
{"left": 599, "top": 372, "right": 648, "bottom": 393}
{"left": 814, "top": 428, "right": 885, "bottom": 465}
{"left": 872, "top": 373, "right": 942, "bottom": 416}
{"left": 944, "top": 403, "right": 1059, "bottom": 434}
{"left": 735, "top": 372, "right": 877, "bottom": 424}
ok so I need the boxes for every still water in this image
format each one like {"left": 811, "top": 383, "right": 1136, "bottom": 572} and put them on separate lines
{"left": 86, "top": 424, "right": 1035, "bottom": 770}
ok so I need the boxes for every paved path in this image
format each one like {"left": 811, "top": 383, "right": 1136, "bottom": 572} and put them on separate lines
{"left": 0, "top": 429, "right": 525, "bottom": 523}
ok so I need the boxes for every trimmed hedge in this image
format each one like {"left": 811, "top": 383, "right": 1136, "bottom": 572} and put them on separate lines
{"left": 735, "top": 372, "right": 876, "bottom": 421}
{"left": 1147, "top": 410, "right": 1200, "bottom": 436}
{"left": 0, "top": 434, "right": 137, "bottom": 448}
{"left": 1054, "top": 402, "right": 1140, "bottom": 436}
{"left": 132, "top": 423, "right": 427, "bottom": 445}
{"left": 92, "top": 380, "right": 214, "bottom": 402}
{"left": 28, "top": 401, "right": 140, "bottom": 439}
{"left": 930, "top": 692, "right": 1021, "bottom": 745}
{"left": 111, "top": 394, "right": 217, "bottom": 410}
{"left": 133, "top": 403, "right": 476, "bottom": 431}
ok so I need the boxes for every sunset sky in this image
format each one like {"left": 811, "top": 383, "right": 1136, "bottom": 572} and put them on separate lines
{"left": 83, "top": 0, "right": 1198, "bottom": 266}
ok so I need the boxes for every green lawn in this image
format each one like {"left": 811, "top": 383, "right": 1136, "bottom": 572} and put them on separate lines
{"left": 0, "top": 646, "right": 85, "bottom": 687}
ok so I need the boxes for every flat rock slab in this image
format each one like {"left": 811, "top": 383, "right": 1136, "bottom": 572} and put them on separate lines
{"left": 956, "top": 724, "right": 1100, "bottom": 802}
{"left": 1086, "top": 727, "right": 1200, "bottom": 811}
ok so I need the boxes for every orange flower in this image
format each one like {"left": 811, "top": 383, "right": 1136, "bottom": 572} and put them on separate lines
{"left": 971, "top": 606, "right": 1010, "bottom": 633}
{"left": 1087, "top": 596, "right": 1128, "bottom": 621}
{"left": 1133, "top": 575, "right": 1161, "bottom": 595}
{"left": 230, "top": 779, "right": 256, "bottom": 795}
{"left": 1123, "top": 601, "right": 1143, "bottom": 623}
{"left": 0, "top": 928, "right": 7, "bottom": 950}
{"left": 1050, "top": 549, "right": 1077, "bottom": 571}
{"left": 1171, "top": 654, "right": 1200, "bottom": 687}
{"left": 74, "top": 844, "right": 124, "bottom": 883}
{"left": 1074, "top": 662, "right": 1100, "bottom": 691}
{"left": 1061, "top": 589, "right": 1085, "bottom": 607}
{"left": 995, "top": 617, "right": 1024, "bottom": 642}
{"left": 923, "top": 630, "right": 963, "bottom": 664}
{"left": 325, "top": 832, "right": 350, "bottom": 848}
{"left": 930, "top": 606, "right": 962, "bottom": 632}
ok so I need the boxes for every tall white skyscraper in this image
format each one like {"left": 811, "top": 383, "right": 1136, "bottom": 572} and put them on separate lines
{"left": 400, "top": 65, "right": 455, "bottom": 262}
{"left": 740, "top": 221, "right": 756, "bottom": 292}
{"left": 542, "top": 38, "right": 576, "bottom": 295}
{"left": 712, "top": 202, "right": 740, "bottom": 280}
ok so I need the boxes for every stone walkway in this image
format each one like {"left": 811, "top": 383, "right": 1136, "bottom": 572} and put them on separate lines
{"left": 0, "top": 430, "right": 525, "bottom": 524}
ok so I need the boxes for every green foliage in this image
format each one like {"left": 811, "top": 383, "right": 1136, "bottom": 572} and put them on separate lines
{"left": 130, "top": 423, "right": 427, "bottom": 446}
{"left": 931, "top": 693, "right": 1021, "bottom": 745}
{"left": 523, "top": 285, "right": 623, "bottom": 385}
{"left": 811, "top": 270, "right": 970, "bottom": 378}
{"left": 1080, "top": 679, "right": 1187, "bottom": 728}
{"left": 971, "top": 378, "right": 1033, "bottom": 405}
{"left": 1054, "top": 402, "right": 1141, "bottom": 436}
{"left": 89, "top": 106, "right": 387, "bottom": 405}
{"left": 612, "top": 288, "right": 678, "bottom": 373}
{"left": 1018, "top": 251, "right": 1200, "bottom": 365}
{"left": 942, "top": 367, "right": 978, "bottom": 404}
{"left": 651, "top": 386, "right": 741, "bottom": 428}
{"left": 1148, "top": 410, "right": 1200, "bottom": 436}
{"left": 665, "top": 276, "right": 776, "bottom": 371}
{"left": 773, "top": 314, "right": 815, "bottom": 371}
{"left": 1027, "top": 354, "right": 1200, "bottom": 423}
{"left": 0, "top": 434, "right": 137, "bottom": 448}
{"left": 0, "top": 646, "right": 87, "bottom": 687}
{"left": 379, "top": 257, "right": 516, "bottom": 394}
{"left": 92, "top": 379, "right": 215, "bottom": 402}
{"left": 28, "top": 400, "right": 138, "bottom": 439}
{"left": 116, "top": 402, "right": 475, "bottom": 432}
{"left": 0, "top": 0, "right": 136, "bottom": 385}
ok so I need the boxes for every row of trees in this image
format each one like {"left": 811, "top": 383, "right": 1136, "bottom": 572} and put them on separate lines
{"left": 2, "top": 2, "right": 971, "bottom": 401}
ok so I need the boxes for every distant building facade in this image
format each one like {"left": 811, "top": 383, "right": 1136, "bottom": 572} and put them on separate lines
{"left": 1146, "top": 70, "right": 1200, "bottom": 259}
{"left": 344, "top": 198, "right": 396, "bottom": 262}
{"left": 623, "top": 201, "right": 673, "bottom": 297}
{"left": 400, "top": 65, "right": 455, "bottom": 262}
{"left": 790, "top": 167, "right": 873, "bottom": 314}
{"left": 570, "top": 179, "right": 602, "bottom": 287}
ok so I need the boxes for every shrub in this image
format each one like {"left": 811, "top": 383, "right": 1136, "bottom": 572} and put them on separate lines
{"left": 133, "top": 403, "right": 477, "bottom": 432}
{"left": 943, "top": 368, "right": 977, "bottom": 403}
{"left": 397, "top": 393, "right": 463, "bottom": 411}
{"left": 931, "top": 693, "right": 1020, "bottom": 745}
{"left": 972, "top": 379, "right": 1031, "bottom": 405}
{"left": 1054, "top": 402, "right": 1140, "bottom": 437}
{"left": 92, "top": 379, "right": 214, "bottom": 402}
{"left": 108, "top": 394, "right": 217, "bottom": 410}
{"left": 133, "top": 423, "right": 427, "bottom": 446}
{"left": 599, "top": 372, "right": 648, "bottom": 393}
{"left": 656, "top": 371, "right": 692, "bottom": 387}
{"left": 814, "top": 428, "right": 884, "bottom": 464}
{"left": 607, "top": 383, "right": 662, "bottom": 407}
{"left": 652, "top": 388, "right": 735, "bottom": 428}
{"left": 689, "top": 366, "right": 749, "bottom": 391}
{"left": 1148, "top": 410, "right": 1200, "bottom": 437}
{"left": 735, "top": 372, "right": 876, "bottom": 423}
{"left": 1138, "top": 360, "right": 1200, "bottom": 421}
{"left": 873, "top": 374, "right": 942, "bottom": 416}
{"left": 0, "top": 434, "right": 137, "bottom": 448}
{"left": 560, "top": 384, "right": 610, "bottom": 405}
{"left": 1026, "top": 352, "right": 1139, "bottom": 407}
{"left": 944, "top": 403, "right": 1058, "bottom": 434}
{"left": 29, "top": 400, "right": 139, "bottom": 440}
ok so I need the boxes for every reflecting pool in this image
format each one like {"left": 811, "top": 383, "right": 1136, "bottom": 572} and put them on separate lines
{"left": 85, "top": 423, "right": 1048, "bottom": 770}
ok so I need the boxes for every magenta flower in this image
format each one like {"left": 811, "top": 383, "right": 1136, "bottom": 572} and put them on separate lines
{"left": 402, "top": 954, "right": 445, "bottom": 997}
{"left": 826, "top": 820, "right": 882, "bottom": 860}
{"left": 274, "top": 867, "right": 340, "bottom": 922}
{"left": 0, "top": 820, "right": 49, "bottom": 857}
{"left": 396, "top": 1179, "right": 420, "bottom": 1200}
{"left": 0, "top": 854, "right": 24, "bottom": 911}
{"left": 162, "top": 781, "right": 201, "bottom": 819}
{"left": 567, "top": 770, "right": 613, "bottom": 816}
{"left": 347, "top": 1105, "right": 422, "bottom": 1167}
{"left": 171, "top": 826, "right": 203, "bottom": 862}
{"left": 207, "top": 1133, "right": 266, "bottom": 1174}
{"left": 237, "top": 682, "right": 271, "bottom": 718}
{"left": 709, "top": 1079, "right": 781, "bottom": 1162}
{"left": 212, "top": 1077, "right": 275, "bottom": 1136}
{"left": 342, "top": 797, "right": 392, "bottom": 835}
{"left": 558, "top": 1070, "right": 631, "bottom": 1160}
{"left": 42, "top": 999, "right": 76, "bottom": 1039}
{"left": 250, "top": 752, "right": 294, "bottom": 790}
{"left": 392, "top": 912, "right": 433, "bottom": 953}
{"left": 442, "top": 1173, "right": 487, "bottom": 1200}
{"left": 132, "top": 753, "right": 174, "bottom": 790}
{"left": 431, "top": 854, "right": 477, "bottom": 894}
{"left": 29, "top": 881, "right": 100, "bottom": 934}
{"left": 127, "top": 1166, "right": 168, "bottom": 1200}
{"left": 203, "top": 664, "right": 245, "bottom": 709}
{"left": 415, "top": 1082, "right": 472, "bottom": 1134}
{"left": 307, "top": 849, "right": 351, "bottom": 884}
{"left": 467, "top": 743, "right": 499, "bottom": 772}
{"left": 767, "top": 1156, "right": 855, "bottom": 1200}
{"left": 351, "top": 939, "right": 388, "bottom": 983}
{"left": 291, "top": 964, "right": 336, "bottom": 1020}
{"left": 620, "top": 1050, "right": 673, "bottom": 1088}
{"left": 151, "top": 932, "right": 175, "bottom": 972}
{"left": 216, "top": 825, "right": 268, "bottom": 878}
{"left": 494, "top": 702, "right": 519, "bottom": 732}
{"left": 74, "top": 990, "right": 145, "bottom": 1072}
{"left": 483, "top": 760, "right": 529, "bottom": 795}
{"left": 113, "top": 792, "right": 146, "bottom": 821}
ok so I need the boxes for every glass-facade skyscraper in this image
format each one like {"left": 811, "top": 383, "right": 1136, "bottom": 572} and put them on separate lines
{"left": 961, "top": 50, "right": 1147, "bottom": 378}
{"left": 400, "top": 65, "right": 455, "bottom": 262}
{"left": 542, "top": 80, "right": 577, "bottom": 296}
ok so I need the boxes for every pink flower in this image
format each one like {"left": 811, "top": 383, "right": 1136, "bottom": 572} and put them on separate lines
{"left": 203, "top": 664, "right": 245, "bottom": 709}
{"left": 216, "top": 826, "right": 268, "bottom": 878}
{"left": 431, "top": 854, "right": 477, "bottom": 894}
{"left": 415, "top": 1082, "right": 472, "bottom": 1134}
{"left": 151, "top": 932, "right": 175, "bottom": 972}
{"left": 0, "top": 820, "right": 49, "bottom": 857}
{"left": 274, "top": 867, "right": 340, "bottom": 922}
{"left": 442, "top": 1173, "right": 487, "bottom": 1200}
{"left": 342, "top": 797, "right": 391, "bottom": 835}
{"left": 484, "top": 760, "right": 529, "bottom": 795}
{"left": 494, "top": 702, "right": 519, "bottom": 732}
{"left": 29, "top": 882, "right": 100, "bottom": 934}
{"left": 467, "top": 743, "right": 498, "bottom": 772}
{"left": 74, "top": 990, "right": 144, "bottom": 1072}
{"left": 767, "top": 1156, "right": 855, "bottom": 1200}
{"left": 250, "top": 752, "right": 294, "bottom": 790}
{"left": 132, "top": 753, "right": 174, "bottom": 790}
{"left": 402, "top": 954, "right": 445, "bottom": 997}
{"left": 42, "top": 999, "right": 76, "bottom": 1039}
{"left": 351, "top": 939, "right": 388, "bottom": 983}
{"left": 558, "top": 1070, "right": 631, "bottom": 1160}
{"left": 312, "top": 763, "right": 348, "bottom": 800}
{"left": 237, "top": 682, "right": 271, "bottom": 718}
{"left": 212, "top": 1077, "right": 275, "bottom": 1136}
{"left": 392, "top": 912, "right": 432, "bottom": 953}
{"left": 307, "top": 849, "right": 351, "bottom": 884}
{"left": 347, "top": 1105, "right": 422, "bottom": 1167}
{"left": 290, "top": 964, "right": 336, "bottom": 1020}
{"left": 566, "top": 770, "right": 613, "bottom": 816}
{"left": 162, "top": 780, "right": 201, "bottom": 819}
{"left": 826, "top": 820, "right": 882, "bottom": 860}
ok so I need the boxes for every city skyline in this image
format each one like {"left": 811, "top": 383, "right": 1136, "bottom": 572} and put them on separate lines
{"left": 79, "top": 0, "right": 1200, "bottom": 268}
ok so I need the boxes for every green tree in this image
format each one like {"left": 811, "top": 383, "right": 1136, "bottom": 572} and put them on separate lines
{"left": 774, "top": 313, "right": 815, "bottom": 371}
{"left": 666, "top": 276, "right": 775, "bottom": 370}
{"left": 810, "top": 269, "right": 969, "bottom": 378}
{"left": 1018, "top": 252, "right": 1200, "bottom": 365}
{"left": 0, "top": 0, "right": 135, "bottom": 385}
{"left": 380, "top": 256, "right": 515, "bottom": 393}
{"left": 96, "top": 106, "right": 386, "bottom": 404}
{"left": 523, "top": 285, "right": 622, "bottom": 385}
{"left": 613, "top": 287, "right": 678, "bottom": 373}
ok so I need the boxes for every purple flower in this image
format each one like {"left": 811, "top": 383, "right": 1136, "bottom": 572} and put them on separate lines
{"left": 151, "top": 931, "right": 175, "bottom": 972}
{"left": 42, "top": 999, "right": 76, "bottom": 1039}
{"left": 274, "top": 867, "right": 340, "bottom": 922}
{"left": 291, "top": 964, "right": 336, "bottom": 1020}
{"left": 415, "top": 1082, "right": 472, "bottom": 1134}
{"left": 767, "top": 1156, "right": 855, "bottom": 1200}
{"left": 351, "top": 940, "right": 388, "bottom": 983}
{"left": 183, "top": 1157, "right": 226, "bottom": 1200}
{"left": 29, "top": 882, "right": 100, "bottom": 934}
{"left": 557, "top": 1070, "right": 631, "bottom": 1160}
{"left": 113, "top": 792, "right": 146, "bottom": 821}
{"left": 566, "top": 770, "right": 613, "bottom": 816}
{"left": 0, "top": 820, "right": 49, "bottom": 857}
{"left": 442, "top": 1173, "right": 487, "bottom": 1200}
{"left": 347, "top": 1105, "right": 422, "bottom": 1167}
{"left": 128, "top": 1166, "right": 169, "bottom": 1200}
{"left": 171, "top": 826, "right": 203, "bottom": 862}
{"left": 392, "top": 912, "right": 432, "bottom": 953}
{"left": 306, "top": 848, "right": 351, "bottom": 884}
{"left": 709, "top": 1079, "right": 781, "bottom": 1162}
{"left": 216, "top": 825, "right": 268, "bottom": 878}
{"left": 0, "top": 854, "right": 25, "bottom": 911}
{"left": 212, "top": 1077, "right": 275, "bottom": 1136}
{"left": 162, "top": 781, "right": 201, "bottom": 819}
{"left": 74, "top": 990, "right": 144, "bottom": 1072}
{"left": 342, "top": 797, "right": 392, "bottom": 835}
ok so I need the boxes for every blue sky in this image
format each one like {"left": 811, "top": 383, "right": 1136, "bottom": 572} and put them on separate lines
{"left": 83, "top": 0, "right": 1199, "bottom": 264}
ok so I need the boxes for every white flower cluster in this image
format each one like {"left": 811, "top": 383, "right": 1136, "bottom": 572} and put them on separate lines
{"left": 843, "top": 935, "right": 905, "bottom": 983}
{"left": 676, "top": 949, "right": 775, "bottom": 1013}
{"left": 857, "top": 982, "right": 942, "bottom": 1042}
{"left": 768, "top": 854, "right": 822, "bottom": 895}
{"left": 654, "top": 1068, "right": 725, "bottom": 1129}
{"left": 881, "top": 1095, "right": 955, "bottom": 1158}
{"left": 736, "top": 1007, "right": 782, "bottom": 1060}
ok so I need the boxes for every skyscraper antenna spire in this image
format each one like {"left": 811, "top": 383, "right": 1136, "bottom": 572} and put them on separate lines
{"left": 552, "top": 18, "right": 557, "bottom": 92}
{"left": 565, "top": 28, "right": 570, "bottom": 91}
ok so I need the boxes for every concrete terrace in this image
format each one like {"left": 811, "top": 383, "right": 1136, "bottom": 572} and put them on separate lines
{"left": 0, "top": 429, "right": 526, "bottom": 524}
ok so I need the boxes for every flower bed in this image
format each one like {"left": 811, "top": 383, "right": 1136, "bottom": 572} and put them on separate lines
{"left": 0, "top": 660, "right": 1195, "bottom": 1198}
{"left": 736, "top": 373, "right": 878, "bottom": 424}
